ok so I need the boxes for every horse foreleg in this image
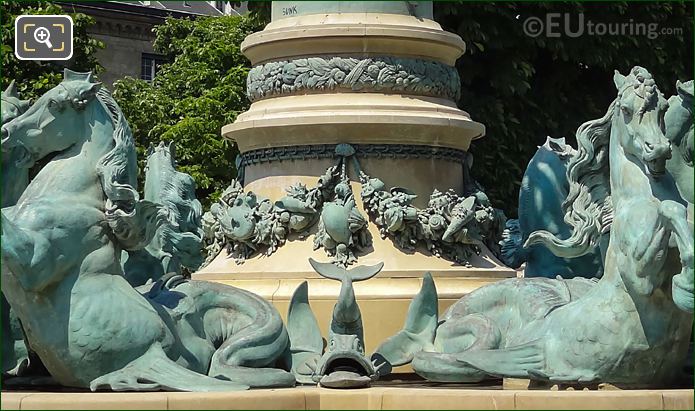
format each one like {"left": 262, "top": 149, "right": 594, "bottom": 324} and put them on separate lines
{"left": 660, "top": 200, "right": 694, "bottom": 312}
{"left": 90, "top": 343, "right": 249, "bottom": 392}
{"left": 1, "top": 211, "right": 58, "bottom": 293}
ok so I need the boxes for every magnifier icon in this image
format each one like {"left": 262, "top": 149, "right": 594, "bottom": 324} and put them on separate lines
{"left": 33, "top": 27, "right": 53, "bottom": 49}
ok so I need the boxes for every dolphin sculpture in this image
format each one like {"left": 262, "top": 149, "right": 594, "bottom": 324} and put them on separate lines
{"left": 287, "top": 259, "right": 384, "bottom": 388}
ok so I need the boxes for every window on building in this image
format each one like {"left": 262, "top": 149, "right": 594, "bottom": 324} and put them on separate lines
{"left": 183, "top": 1, "right": 191, "bottom": 7}
{"left": 215, "top": 1, "right": 225, "bottom": 12}
{"left": 141, "top": 53, "right": 166, "bottom": 81}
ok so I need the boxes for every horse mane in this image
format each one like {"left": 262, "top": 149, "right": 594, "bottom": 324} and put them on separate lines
{"left": 91, "top": 84, "right": 161, "bottom": 251}
{"left": 159, "top": 171, "right": 203, "bottom": 230}
{"left": 526, "top": 67, "right": 663, "bottom": 257}
{"left": 673, "top": 80, "right": 694, "bottom": 166}
{"left": 146, "top": 144, "right": 204, "bottom": 269}
{"left": 525, "top": 100, "right": 614, "bottom": 257}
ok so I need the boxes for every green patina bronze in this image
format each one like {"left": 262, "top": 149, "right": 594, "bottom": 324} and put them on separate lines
{"left": 247, "top": 56, "right": 460, "bottom": 102}
{"left": 360, "top": 172, "right": 506, "bottom": 264}
{"left": 313, "top": 145, "right": 371, "bottom": 266}
{"left": 287, "top": 259, "right": 384, "bottom": 388}
{"left": 501, "top": 78, "right": 693, "bottom": 279}
{"left": 201, "top": 168, "right": 333, "bottom": 265}
{"left": 0, "top": 70, "right": 295, "bottom": 391}
{"left": 205, "top": 144, "right": 503, "bottom": 267}
{"left": 201, "top": 145, "right": 372, "bottom": 267}
{"left": 376, "top": 67, "right": 693, "bottom": 386}
{"left": 1, "top": 81, "right": 31, "bottom": 208}
{"left": 122, "top": 141, "right": 204, "bottom": 286}
{"left": 1, "top": 81, "right": 32, "bottom": 378}
{"left": 499, "top": 137, "right": 605, "bottom": 278}
{"left": 665, "top": 80, "right": 693, "bottom": 205}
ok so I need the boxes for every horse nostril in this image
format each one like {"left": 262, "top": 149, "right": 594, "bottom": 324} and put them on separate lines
{"left": 1, "top": 126, "right": 9, "bottom": 144}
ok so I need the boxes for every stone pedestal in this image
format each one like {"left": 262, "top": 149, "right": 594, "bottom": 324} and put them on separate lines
{"left": 3, "top": 387, "right": 693, "bottom": 410}
{"left": 195, "top": 1, "right": 516, "bottom": 357}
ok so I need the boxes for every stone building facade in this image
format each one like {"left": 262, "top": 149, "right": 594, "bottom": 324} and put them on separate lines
{"left": 57, "top": 1, "right": 245, "bottom": 86}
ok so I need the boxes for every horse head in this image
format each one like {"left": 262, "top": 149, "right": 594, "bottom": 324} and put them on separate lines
{"left": 1, "top": 70, "right": 102, "bottom": 169}
{"left": 142, "top": 141, "right": 204, "bottom": 272}
{"left": 2, "top": 81, "right": 32, "bottom": 207}
{"left": 612, "top": 66, "right": 671, "bottom": 177}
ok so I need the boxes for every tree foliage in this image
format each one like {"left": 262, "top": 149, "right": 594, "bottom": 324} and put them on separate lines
{"left": 115, "top": 2, "right": 691, "bottom": 215}
{"left": 1, "top": 0, "right": 104, "bottom": 100}
{"left": 113, "top": 15, "right": 263, "bottom": 206}
{"left": 434, "top": 2, "right": 693, "bottom": 215}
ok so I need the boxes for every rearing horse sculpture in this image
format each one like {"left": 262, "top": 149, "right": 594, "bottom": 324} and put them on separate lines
{"left": 122, "top": 141, "right": 204, "bottom": 286}
{"left": 378, "top": 67, "right": 693, "bottom": 385}
{"left": 1, "top": 81, "right": 33, "bottom": 377}
{"left": 665, "top": 80, "right": 693, "bottom": 206}
{"left": 1, "top": 70, "right": 295, "bottom": 391}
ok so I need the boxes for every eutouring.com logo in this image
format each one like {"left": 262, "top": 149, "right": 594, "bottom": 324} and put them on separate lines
{"left": 522, "top": 13, "right": 683, "bottom": 39}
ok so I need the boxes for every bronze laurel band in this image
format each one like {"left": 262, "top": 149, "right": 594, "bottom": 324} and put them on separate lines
{"left": 247, "top": 56, "right": 461, "bottom": 102}
{"left": 238, "top": 144, "right": 468, "bottom": 168}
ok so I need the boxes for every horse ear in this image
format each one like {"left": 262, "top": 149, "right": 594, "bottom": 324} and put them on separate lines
{"left": 676, "top": 80, "right": 694, "bottom": 99}
{"left": 78, "top": 82, "right": 102, "bottom": 101}
{"left": 146, "top": 143, "right": 155, "bottom": 157}
{"left": 613, "top": 70, "right": 626, "bottom": 90}
{"left": 168, "top": 141, "right": 176, "bottom": 160}
{"left": 4, "top": 80, "right": 18, "bottom": 98}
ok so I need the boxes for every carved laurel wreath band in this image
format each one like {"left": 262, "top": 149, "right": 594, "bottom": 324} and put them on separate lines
{"left": 246, "top": 56, "right": 461, "bottom": 102}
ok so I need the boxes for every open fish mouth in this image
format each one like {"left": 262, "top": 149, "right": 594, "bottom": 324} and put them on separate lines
{"left": 316, "top": 353, "right": 377, "bottom": 388}
{"left": 319, "top": 357, "right": 372, "bottom": 388}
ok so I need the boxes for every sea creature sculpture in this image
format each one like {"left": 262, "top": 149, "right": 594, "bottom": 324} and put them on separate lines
{"left": 204, "top": 142, "right": 501, "bottom": 267}
{"left": 376, "top": 67, "right": 693, "bottom": 386}
{"left": 1, "top": 81, "right": 31, "bottom": 207}
{"left": 122, "top": 142, "right": 204, "bottom": 286}
{"left": 203, "top": 145, "right": 370, "bottom": 267}
{"left": 202, "top": 177, "right": 329, "bottom": 265}
{"left": 499, "top": 137, "right": 605, "bottom": 278}
{"left": 360, "top": 175, "right": 506, "bottom": 264}
{"left": 1, "top": 81, "right": 33, "bottom": 377}
{"left": 1, "top": 70, "right": 295, "bottom": 391}
{"left": 665, "top": 80, "right": 693, "bottom": 205}
{"left": 286, "top": 259, "right": 384, "bottom": 388}
{"left": 314, "top": 181, "right": 371, "bottom": 267}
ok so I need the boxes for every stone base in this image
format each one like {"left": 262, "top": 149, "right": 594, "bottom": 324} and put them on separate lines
{"left": 2, "top": 385, "right": 692, "bottom": 410}
{"left": 194, "top": 242, "right": 516, "bottom": 370}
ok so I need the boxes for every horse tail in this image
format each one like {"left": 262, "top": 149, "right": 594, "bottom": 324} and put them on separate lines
{"left": 192, "top": 282, "right": 290, "bottom": 369}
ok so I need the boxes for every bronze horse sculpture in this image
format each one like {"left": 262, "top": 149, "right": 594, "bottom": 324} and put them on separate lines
{"left": 377, "top": 67, "right": 693, "bottom": 386}
{"left": 1, "top": 81, "right": 33, "bottom": 377}
{"left": 1, "top": 70, "right": 295, "bottom": 391}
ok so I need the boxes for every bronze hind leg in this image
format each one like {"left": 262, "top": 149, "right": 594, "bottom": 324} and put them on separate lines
{"left": 412, "top": 313, "right": 501, "bottom": 382}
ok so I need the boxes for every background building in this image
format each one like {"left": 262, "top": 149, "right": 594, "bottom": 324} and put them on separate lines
{"left": 57, "top": 1, "right": 247, "bottom": 86}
